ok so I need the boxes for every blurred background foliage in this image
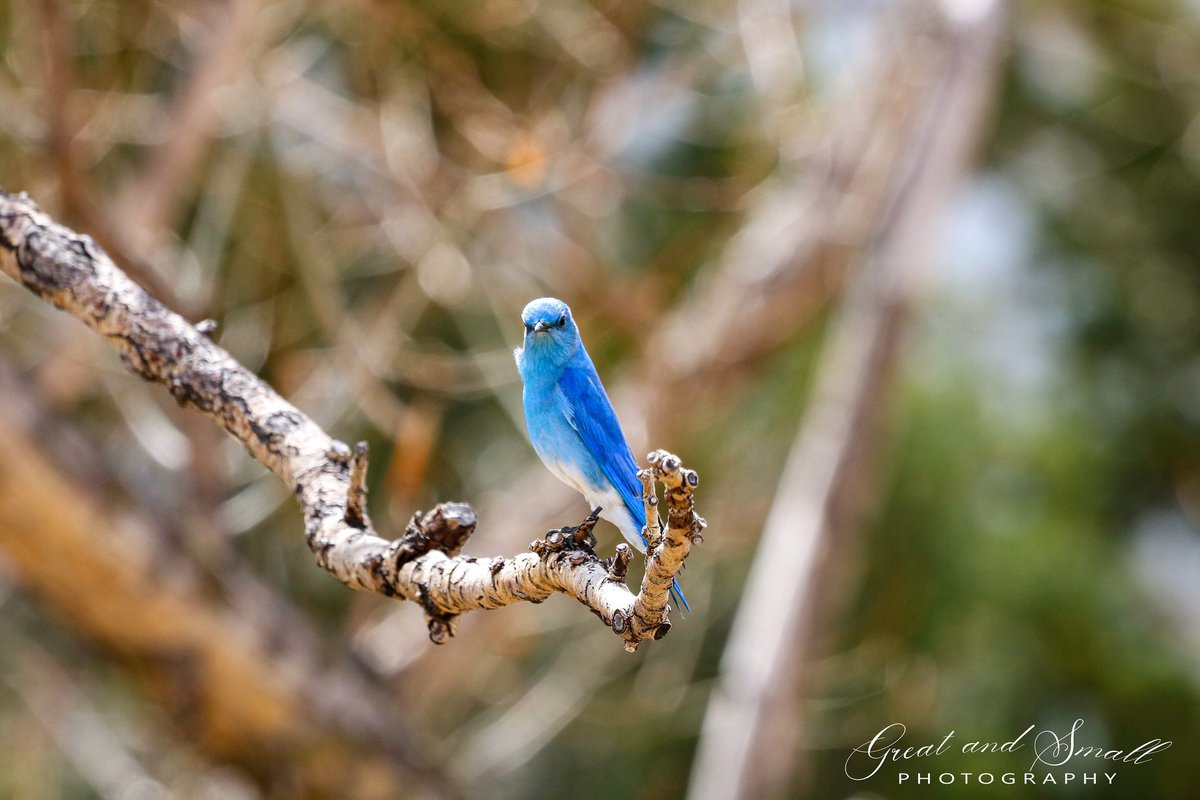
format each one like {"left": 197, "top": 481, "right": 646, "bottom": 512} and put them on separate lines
{"left": 0, "top": 0, "right": 1198, "bottom": 798}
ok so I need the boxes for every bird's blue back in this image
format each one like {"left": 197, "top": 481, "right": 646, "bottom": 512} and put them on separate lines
{"left": 558, "top": 360, "right": 648, "bottom": 538}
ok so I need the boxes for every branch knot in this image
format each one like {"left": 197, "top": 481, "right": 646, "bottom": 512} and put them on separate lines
{"left": 394, "top": 504, "right": 478, "bottom": 568}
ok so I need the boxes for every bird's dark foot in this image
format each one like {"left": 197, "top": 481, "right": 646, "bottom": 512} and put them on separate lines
{"left": 531, "top": 507, "right": 601, "bottom": 558}
{"left": 559, "top": 507, "right": 600, "bottom": 551}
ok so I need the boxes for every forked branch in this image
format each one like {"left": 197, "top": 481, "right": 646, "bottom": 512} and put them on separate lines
{"left": 0, "top": 190, "right": 703, "bottom": 651}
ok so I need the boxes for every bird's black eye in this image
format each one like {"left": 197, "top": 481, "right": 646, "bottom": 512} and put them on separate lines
{"left": 556, "top": 313, "right": 566, "bottom": 328}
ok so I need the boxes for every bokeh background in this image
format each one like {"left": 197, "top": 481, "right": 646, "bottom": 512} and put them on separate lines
{"left": 0, "top": 0, "right": 1198, "bottom": 797}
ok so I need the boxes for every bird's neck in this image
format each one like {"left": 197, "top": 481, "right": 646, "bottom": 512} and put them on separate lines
{"left": 519, "top": 351, "right": 564, "bottom": 390}
{"left": 518, "top": 338, "right": 581, "bottom": 389}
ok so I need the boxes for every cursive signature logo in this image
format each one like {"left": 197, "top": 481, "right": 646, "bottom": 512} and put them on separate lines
{"left": 845, "top": 723, "right": 959, "bottom": 780}
{"left": 844, "top": 719, "right": 1171, "bottom": 786}
{"left": 1029, "top": 719, "right": 1172, "bottom": 769}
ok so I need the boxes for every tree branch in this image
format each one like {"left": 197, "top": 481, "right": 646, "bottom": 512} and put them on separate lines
{"left": 0, "top": 189, "right": 702, "bottom": 652}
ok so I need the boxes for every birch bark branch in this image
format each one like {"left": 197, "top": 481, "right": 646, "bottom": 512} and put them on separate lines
{"left": 0, "top": 189, "right": 702, "bottom": 652}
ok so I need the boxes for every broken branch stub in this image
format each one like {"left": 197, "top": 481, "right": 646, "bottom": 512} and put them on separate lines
{"left": 0, "top": 189, "right": 706, "bottom": 651}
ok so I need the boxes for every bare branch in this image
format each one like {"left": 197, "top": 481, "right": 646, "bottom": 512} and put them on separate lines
{"left": 119, "top": 0, "right": 273, "bottom": 242}
{"left": 35, "top": 0, "right": 187, "bottom": 312}
{"left": 0, "top": 190, "right": 703, "bottom": 652}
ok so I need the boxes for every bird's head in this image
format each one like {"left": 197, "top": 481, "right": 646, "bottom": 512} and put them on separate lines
{"left": 517, "top": 297, "right": 580, "bottom": 368}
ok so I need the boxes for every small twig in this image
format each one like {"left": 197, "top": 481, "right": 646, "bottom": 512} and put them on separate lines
{"left": 638, "top": 464, "right": 662, "bottom": 550}
{"left": 607, "top": 543, "right": 632, "bottom": 581}
{"left": 345, "top": 441, "right": 370, "bottom": 528}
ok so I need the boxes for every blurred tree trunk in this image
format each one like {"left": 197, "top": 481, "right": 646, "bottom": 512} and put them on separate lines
{"left": 687, "top": 3, "right": 1005, "bottom": 798}
{"left": 0, "top": 367, "right": 459, "bottom": 800}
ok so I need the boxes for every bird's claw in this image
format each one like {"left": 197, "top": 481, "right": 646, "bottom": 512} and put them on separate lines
{"left": 556, "top": 508, "right": 600, "bottom": 551}
{"left": 532, "top": 507, "right": 601, "bottom": 558}
{"left": 570, "top": 507, "right": 601, "bottom": 549}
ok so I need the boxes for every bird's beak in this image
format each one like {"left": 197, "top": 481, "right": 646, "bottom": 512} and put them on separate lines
{"left": 532, "top": 321, "right": 550, "bottom": 333}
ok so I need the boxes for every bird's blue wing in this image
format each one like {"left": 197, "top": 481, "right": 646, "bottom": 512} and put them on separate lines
{"left": 559, "top": 361, "right": 692, "bottom": 613}
{"left": 558, "top": 363, "right": 646, "bottom": 533}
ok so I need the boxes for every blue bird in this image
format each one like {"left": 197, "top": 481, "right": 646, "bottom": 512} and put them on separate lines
{"left": 515, "top": 297, "right": 690, "bottom": 612}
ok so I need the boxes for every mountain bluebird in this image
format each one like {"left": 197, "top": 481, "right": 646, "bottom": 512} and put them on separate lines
{"left": 515, "top": 297, "right": 689, "bottom": 612}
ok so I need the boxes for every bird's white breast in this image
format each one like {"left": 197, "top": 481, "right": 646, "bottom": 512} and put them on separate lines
{"left": 545, "top": 458, "right": 591, "bottom": 498}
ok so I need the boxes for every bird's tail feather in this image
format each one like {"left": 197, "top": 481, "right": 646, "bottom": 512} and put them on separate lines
{"left": 670, "top": 578, "right": 691, "bottom": 614}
